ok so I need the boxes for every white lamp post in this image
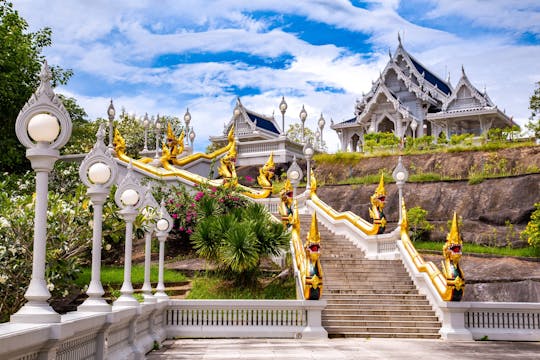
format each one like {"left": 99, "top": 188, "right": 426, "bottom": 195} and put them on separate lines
{"left": 154, "top": 114, "right": 162, "bottom": 159}
{"left": 11, "top": 61, "right": 72, "bottom": 323}
{"left": 318, "top": 113, "right": 326, "bottom": 149}
{"left": 140, "top": 188, "right": 160, "bottom": 304}
{"left": 287, "top": 156, "right": 303, "bottom": 199}
{"left": 279, "top": 96, "right": 288, "bottom": 137}
{"left": 392, "top": 156, "right": 409, "bottom": 223}
{"left": 107, "top": 100, "right": 115, "bottom": 152}
{"left": 410, "top": 120, "right": 417, "bottom": 140}
{"left": 78, "top": 124, "right": 118, "bottom": 312}
{"left": 154, "top": 200, "right": 173, "bottom": 301}
{"left": 113, "top": 162, "right": 146, "bottom": 307}
{"left": 303, "top": 142, "right": 314, "bottom": 191}
{"left": 184, "top": 108, "right": 191, "bottom": 146}
{"left": 189, "top": 128, "right": 196, "bottom": 152}
{"left": 143, "top": 113, "right": 150, "bottom": 152}
{"left": 299, "top": 105, "right": 307, "bottom": 144}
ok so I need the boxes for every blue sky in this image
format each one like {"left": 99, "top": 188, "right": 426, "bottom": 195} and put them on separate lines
{"left": 15, "top": 0, "right": 540, "bottom": 152}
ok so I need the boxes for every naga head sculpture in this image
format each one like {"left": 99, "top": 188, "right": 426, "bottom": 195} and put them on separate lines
{"left": 306, "top": 213, "right": 321, "bottom": 263}
{"left": 262, "top": 152, "right": 275, "bottom": 178}
{"left": 113, "top": 128, "right": 126, "bottom": 155}
{"left": 444, "top": 212, "right": 463, "bottom": 264}
{"left": 370, "top": 173, "right": 386, "bottom": 209}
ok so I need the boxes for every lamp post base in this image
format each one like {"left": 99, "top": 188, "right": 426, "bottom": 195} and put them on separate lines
{"left": 78, "top": 298, "right": 112, "bottom": 313}
{"left": 10, "top": 301, "right": 61, "bottom": 323}
{"left": 113, "top": 294, "right": 140, "bottom": 308}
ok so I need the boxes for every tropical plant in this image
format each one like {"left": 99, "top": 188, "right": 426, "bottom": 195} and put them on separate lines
{"left": 407, "top": 206, "right": 434, "bottom": 241}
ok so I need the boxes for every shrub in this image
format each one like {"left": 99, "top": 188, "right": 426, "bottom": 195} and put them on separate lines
{"left": 407, "top": 206, "right": 434, "bottom": 241}
{"left": 522, "top": 203, "right": 540, "bottom": 248}
{"left": 0, "top": 180, "right": 94, "bottom": 322}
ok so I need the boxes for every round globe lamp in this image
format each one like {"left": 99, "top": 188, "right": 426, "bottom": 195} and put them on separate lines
{"left": 28, "top": 113, "right": 60, "bottom": 142}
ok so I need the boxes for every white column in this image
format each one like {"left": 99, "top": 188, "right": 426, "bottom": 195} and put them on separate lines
{"left": 113, "top": 208, "right": 139, "bottom": 307}
{"left": 11, "top": 149, "right": 61, "bottom": 323}
{"left": 154, "top": 233, "right": 169, "bottom": 300}
{"left": 78, "top": 190, "right": 111, "bottom": 312}
{"left": 141, "top": 229, "right": 156, "bottom": 303}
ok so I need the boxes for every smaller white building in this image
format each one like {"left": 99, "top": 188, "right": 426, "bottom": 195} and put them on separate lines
{"left": 210, "top": 98, "right": 306, "bottom": 166}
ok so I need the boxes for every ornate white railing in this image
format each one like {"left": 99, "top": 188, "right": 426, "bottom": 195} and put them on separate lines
{"left": 165, "top": 299, "right": 326, "bottom": 339}
{"left": 0, "top": 298, "right": 327, "bottom": 359}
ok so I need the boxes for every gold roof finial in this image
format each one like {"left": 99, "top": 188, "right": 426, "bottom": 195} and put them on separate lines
{"left": 447, "top": 212, "right": 462, "bottom": 244}
{"left": 375, "top": 173, "right": 386, "bottom": 197}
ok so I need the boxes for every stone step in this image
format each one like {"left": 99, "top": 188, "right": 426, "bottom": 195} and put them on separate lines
{"left": 323, "top": 314, "right": 438, "bottom": 322}
{"left": 328, "top": 332, "right": 441, "bottom": 339}
{"left": 323, "top": 294, "right": 428, "bottom": 302}
{"left": 323, "top": 289, "right": 419, "bottom": 296}
{"left": 325, "top": 286, "right": 418, "bottom": 292}
{"left": 325, "top": 304, "right": 435, "bottom": 311}
{"left": 324, "top": 325, "right": 440, "bottom": 334}
{"left": 322, "top": 319, "right": 441, "bottom": 328}
{"left": 323, "top": 309, "right": 437, "bottom": 317}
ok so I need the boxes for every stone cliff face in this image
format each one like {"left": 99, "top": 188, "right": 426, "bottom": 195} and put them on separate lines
{"left": 316, "top": 174, "right": 540, "bottom": 246}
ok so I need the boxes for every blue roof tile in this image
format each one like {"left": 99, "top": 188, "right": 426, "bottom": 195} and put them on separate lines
{"left": 246, "top": 111, "right": 280, "bottom": 134}
{"left": 410, "top": 57, "right": 452, "bottom": 95}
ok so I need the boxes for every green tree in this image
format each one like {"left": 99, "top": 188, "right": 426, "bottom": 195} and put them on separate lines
{"left": 526, "top": 81, "right": 540, "bottom": 138}
{"left": 0, "top": 1, "right": 72, "bottom": 172}
{"left": 286, "top": 123, "right": 316, "bottom": 145}
{"left": 407, "top": 206, "right": 434, "bottom": 241}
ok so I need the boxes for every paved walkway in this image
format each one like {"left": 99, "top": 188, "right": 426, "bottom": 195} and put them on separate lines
{"left": 146, "top": 338, "right": 540, "bottom": 359}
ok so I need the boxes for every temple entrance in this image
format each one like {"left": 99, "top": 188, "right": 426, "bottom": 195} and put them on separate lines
{"left": 378, "top": 117, "right": 395, "bottom": 133}
{"left": 351, "top": 134, "right": 360, "bottom": 152}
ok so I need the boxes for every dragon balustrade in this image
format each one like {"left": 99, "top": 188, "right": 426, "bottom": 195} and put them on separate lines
{"left": 112, "top": 124, "right": 275, "bottom": 199}
{"left": 282, "top": 179, "right": 323, "bottom": 301}
{"left": 400, "top": 202, "right": 465, "bottom": 301}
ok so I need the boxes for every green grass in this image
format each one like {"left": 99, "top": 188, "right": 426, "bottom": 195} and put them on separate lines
{"left": 413, "top": 241, "right": 540, "bottom": 258}
{"left": 75, "top": 265, "right": 186, "bottom": 288}
{"left": 187, "top": 273, "right": 296, "bottom": 299}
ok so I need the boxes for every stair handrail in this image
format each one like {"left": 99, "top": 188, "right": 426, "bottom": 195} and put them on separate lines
{"left": 289, "top": 200, "right": 306, "bottom": 299}
{"left": 308, "top": 173, "right": 383, "bottom": 236}
{"left": 399, "top": 201, "right": 465, "bottom": 302}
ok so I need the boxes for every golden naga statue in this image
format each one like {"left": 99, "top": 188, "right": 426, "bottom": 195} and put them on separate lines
{"left": 309, "top": 172, "right": 317, "bottom": 197}
{"left": 218, "top": 131, "right": 238, "bottom": 187}
{"left": 441, "top": 212, "right": 465, "bottom": 301}
{"left": 303, "top": 213, "right": 323, "bottom": 300}
{"left": 256, "top": 152, "right": 275, "bottom": 190}
{"left": 369, "top": 174, "right": 387, "bottom": 234}
{"left": 113, "top": 128, "right": 126, "bottom": 156}
{"left": 166, "top": 123, "right": 185, "bottom": 162}
{"left": 278, "top": 180, "right": 294, "bottom": 227}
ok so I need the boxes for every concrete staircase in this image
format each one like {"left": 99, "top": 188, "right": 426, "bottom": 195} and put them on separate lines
{"left": 299, "top": 214, "right": 441, "bottom": 339}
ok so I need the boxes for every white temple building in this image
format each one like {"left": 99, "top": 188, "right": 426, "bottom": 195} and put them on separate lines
{"left": 209, "top": 98, "right": 305, "bottom": 166}
{"left": 331, "top": 36, "right": 515, "bottom": 152}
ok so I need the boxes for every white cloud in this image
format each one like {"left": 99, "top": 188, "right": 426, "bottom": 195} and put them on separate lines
{"left": 13, "top": 0, "right": 540, "bottom": 155}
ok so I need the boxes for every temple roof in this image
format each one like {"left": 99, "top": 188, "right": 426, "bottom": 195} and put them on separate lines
{"left": 330, "top": 117, "right": 356, "bottom": 129}
{"left": 409, "top": 57, "right": 452, "bottom": 95}
{"left": 246, "top": 110, "right": 280, "bottom": 134}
